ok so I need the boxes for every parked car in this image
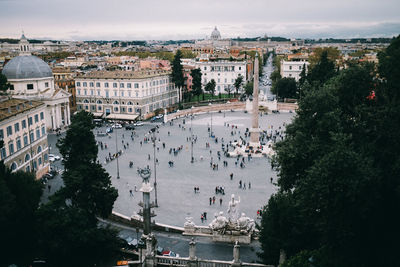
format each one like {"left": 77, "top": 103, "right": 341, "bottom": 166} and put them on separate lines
{"left": 106, "top": 127, "right": 113, "bottom": 133}
{"left": 125, "top": 124, "right": 136, "bottom": 130}
{"left": 48, "top": 154, "right": 60, "bottom": 161}
{"left": 112, "top": 123, "right": 122, "bottom": 129}
{"left": 133, "top": 121, "right": 144, "bottom": 126}
{"left": 161, "top": 250, "right": 180, "bottom": 257}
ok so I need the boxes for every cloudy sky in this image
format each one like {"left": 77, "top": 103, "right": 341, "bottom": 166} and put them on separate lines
{"left": 0, "top": 0, "right": 399, "bottom": 40}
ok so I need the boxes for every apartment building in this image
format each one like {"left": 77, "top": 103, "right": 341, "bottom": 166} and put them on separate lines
{"left": 280, "top": 60, "right": 309, "bottom": 81}
{"left": 75, "top": 70, "right": 178, "bottom": 120}
{"left": 0, "top": 98, "right": 49, "bottom": 179}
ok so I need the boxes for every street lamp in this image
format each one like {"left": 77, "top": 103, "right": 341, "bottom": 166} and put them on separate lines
{"left": 115, "top": 127, "right": 120, "bottom": 179}
{"left": 191, "top": 106, "right": 194, "bottom": 163}
{"left": 208, "top": 102, "right": 213, "bottom": 137}
{"left": 150, "top": 127, "right": 158, "bottom": 207}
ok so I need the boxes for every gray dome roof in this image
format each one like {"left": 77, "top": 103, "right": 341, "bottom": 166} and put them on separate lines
{"left": 2, "top": 55, "right": 52, "bottom": 80}
{"left": 211, "top": 26, "right": 221, "bottom": 40}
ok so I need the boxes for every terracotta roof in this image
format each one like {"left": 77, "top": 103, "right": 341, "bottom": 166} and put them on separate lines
{"left": 0, "top": 98, "right": 44, "bottom": 121}
{"left": 76, "top": 70, "right": 171, "bottom": 80}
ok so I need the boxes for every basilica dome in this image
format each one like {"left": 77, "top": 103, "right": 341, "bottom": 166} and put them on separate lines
{"left": 2, "top": 55, "right": 53, "bottom": 80}
{"left": 211, "top": 26, "right": 221, "bottom": 40}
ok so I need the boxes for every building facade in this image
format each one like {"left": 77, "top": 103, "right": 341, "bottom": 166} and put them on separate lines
{"left": 0, "top": 98, "right": 49, "bottom": 179}
{"left": 75, "top": 70, "right": 178, "bottom": 120}
{"left": 193, "top": 61, "right": 247, "bottom": 94}
{"left": 52, "top": 67, "right": 76, "bottom": 109}
{"left": 2, "top": 34, "right": 71, "bottom": 131}
{"left": 280, "top": 60, "right": 309, "bottom": 81}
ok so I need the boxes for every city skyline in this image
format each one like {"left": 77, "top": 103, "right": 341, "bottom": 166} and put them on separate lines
{"left": 0, "top": 0, "right": 399, "bottom": 40}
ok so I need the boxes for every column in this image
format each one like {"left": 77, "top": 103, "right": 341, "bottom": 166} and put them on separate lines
{"left": 51, "top": 106, "right": 56, "bottom": 130}
{"left": 66, "top": 105, "right": 71, "bottom": 125}
{"left": 232, "top": 241, "right": 241, "bottom": 267}
{"left": 63, "top": 105, "right": 68, "bottom": 126}
{"left": 55, "top": 105, "right": 61, "bottom": 129}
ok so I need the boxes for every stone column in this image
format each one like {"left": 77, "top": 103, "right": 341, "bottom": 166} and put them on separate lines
{"left": 250, "top": 54, "right": 260, "bottom": 146}
{"left": 189, "top": 238, "right": 196, "bottom": 260}
{"left": 63, "top": 105, "right": 68, "bottom": 126}
{"left": 66, "top": 104, "right": 71, "bottom": 125}
{"left": 51, "top": 106, "right": 56, "bottom": 130}
{"left": 232, "top": 241, "right": 241, "bottom": 267}
{"left": 55, "top": 105, "right": 60, "bottom": 129}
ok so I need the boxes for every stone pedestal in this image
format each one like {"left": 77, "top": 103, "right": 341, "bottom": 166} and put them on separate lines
{"left": 232, "top": 241, "right": 242, "bottom": 267}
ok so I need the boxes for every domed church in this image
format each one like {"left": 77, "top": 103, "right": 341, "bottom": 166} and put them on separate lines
{"left": 2, "top": 33, "right": 71, "bottom": 131}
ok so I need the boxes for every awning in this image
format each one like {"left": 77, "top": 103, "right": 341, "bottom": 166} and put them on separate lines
{"left": 106, "top": 113, "right": 139, "bottom": 121}
{"left": 91, "top": 112, "right": 104, "bottom": 118}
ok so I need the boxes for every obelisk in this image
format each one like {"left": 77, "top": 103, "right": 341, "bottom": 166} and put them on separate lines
{"left": 250, "top": 53, "right": 260, "bottom": 146}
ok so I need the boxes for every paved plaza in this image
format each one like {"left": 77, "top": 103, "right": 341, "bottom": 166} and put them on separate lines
{"left": 96, "top": 111, "right": 294, "bottom": 227}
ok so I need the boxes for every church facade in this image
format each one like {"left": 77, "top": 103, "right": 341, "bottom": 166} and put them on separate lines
{"left": 2, "top": 34, "right": 71, "bottom": 131}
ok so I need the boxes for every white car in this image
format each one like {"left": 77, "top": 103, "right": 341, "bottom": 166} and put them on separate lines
{"left": 49, "top": 154, "right": 61, "bottom": 160}
{"left": 48, "top": 155, "right": 55, "bottom": 162}
{"left": 133, "top": 121, "right": 144, "bottom": 126}
{"left": 112, "top": 123, "right": 122, "bottom": 129}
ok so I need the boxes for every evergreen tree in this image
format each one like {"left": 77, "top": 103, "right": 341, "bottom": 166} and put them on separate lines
{"left": 234, "top": 75, "right": 243, "bottom": 96}
{"left": 0, "top": 73, "right": 10, "bottom": 94}
{"left": 205, "top": 79, "right": 216, "bottom": 96}
{"left": 190, "top": 68, "right": 202, "bottom": 101}
{"left": 259, "top": 37, "right": 400, "bottom": 266}
{"left": 307, "top": 50, "right": 336, "bottom": 85}
{"left": 171, "top": 50, "right": 185, "bottom": 103}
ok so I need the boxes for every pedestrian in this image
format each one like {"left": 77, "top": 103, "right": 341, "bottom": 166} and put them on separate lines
{"left": 209, "top": 197, "right": 212, "bottom": 205}
{"left": 204, "top": 212, "right": 207, "bottom": 220}
{"left": 230, "top": 173, "right": 233, "bottom": 180}
{"left": 48, "top": 184, "right": 51, "bottom": 192}
{"left": 220, "top": 198, "right": 222, "bottom": 205}
{"left": 249, "top": 182, "right": 251, "bottom": 189}
{"left": 270, "top": 177, "right": 273, "bottom": 183}
{"left": 201, "top": 215, "right": 204, "bottom": 223}
{"left": 130, "top": 189, "right": 133, "bottom": 197}
{"left": 213, "top": 196, "right": 216, "bottom": 204}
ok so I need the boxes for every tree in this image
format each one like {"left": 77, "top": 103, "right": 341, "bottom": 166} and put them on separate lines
{"left": 307, "top": 50, "right": 336, "bottom": 86}
{"left": 190, "top": 68, "right": 202, "bottom": 101}
{"left": 37, "top": 111, "right": 120, "bottom": 266}
{"left": 271, "top": 77, "right": 297, "bottom": 99}
{"left": 244, "top": 81, "right": 253, "bottom": 96}
{"left": 171, "top": 50, "right": 185, "bottom": 103}
{"left": 308, "top": 47, "right": 340, "bottom": 68}
{"left": 0, "top": 150, "right": 43, "bottom": 265}
{"left": 234, "top": 75, "right": 243, "bottom": 96}
{"left": 205, "top": 79, "right": 216, "bottom": 96}
{"left": 0, "top": 73, "right": 10, "bottom": 94}
{"left": 259, "top": 37, "right": 400, "bottom": 266}
{"left": 225, "top": 85, "right": 234, "bottom": 98}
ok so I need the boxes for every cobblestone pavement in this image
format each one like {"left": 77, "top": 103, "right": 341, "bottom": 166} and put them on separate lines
{"left": 97, "top": 111, "right": 294, "bottom": 227}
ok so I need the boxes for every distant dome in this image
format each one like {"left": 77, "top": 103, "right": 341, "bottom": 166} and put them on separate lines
{"left": 211, "top": 26, "right": 221, "bottom": 40}
{"left": 2, "top": 55, "right": 52, "bottom": 80}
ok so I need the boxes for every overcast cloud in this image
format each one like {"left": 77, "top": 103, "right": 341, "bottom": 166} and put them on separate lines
{"left": 0, "top": 0, "right": 399, "bottom": 40}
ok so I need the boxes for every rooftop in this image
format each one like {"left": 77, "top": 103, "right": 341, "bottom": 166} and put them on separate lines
{"left": 76, "top": 70, "right": 171, "bottom": 80}
{"left": 0, "top": 98, "right": 44, "bottom": 122}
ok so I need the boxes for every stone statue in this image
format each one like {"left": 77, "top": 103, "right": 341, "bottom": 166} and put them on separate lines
{"left": 184, "top": 217, "right": 196, "bottom": 228}
{"left": 237, "top": 213, "right": 250, "bottom": 229}
{"left": 227, "top": 194, "right": 240, "bottom": 223}
{"left": 209, "top": 211, "right": 228, "bottom": 231}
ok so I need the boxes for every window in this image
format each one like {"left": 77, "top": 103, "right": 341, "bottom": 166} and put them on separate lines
{"left": 97, "top": 100, "right": 103, "bottom": 104}
{"left": 83, "top": 82, "right": 87, "bottom": 87}
{"left": 134, "top": 83, "right": 139, "bottom": 89}
{"left": 97, "top": 90, "right": 101, "bottom": 96}
{"left": 23, "top": 134, "right": 28, "bottom": 146}
{"left": 6, "top": 126, "right": 12, "bottom": 136}
{"left": 85, "top": 105, "right": 88, "bottom": 110}
{"left": 289, "top": 66, "right": 292, "bottom": 70}
{"left": 10, "top": 85, "right": 14, "bottom": 90}
{"left": 91, "top": 90, "right": 94, "bottom": 96}
{"left": 16, "top": 137, "right": 21, "bottom": 150}
{"left": 10, "top": 162, "right": 17, "bottom": 171}
{"left": 299, "top": 66, "right": 302, "bottom": 70}
{"left": 38, "top": 157, "right": 42, "bottom": 166}
{"left": 9, "top": 142, "right": 14, "bottom": 155}
{"left": 96, "top": 82, "right": 100, "bottom": 87}
{"left": 44, "top": 153, "right": 48, "bottom": 162}
{"left": 98, "top": 106, "right": 102, "bottom": 110}
{"left": 105, "top": 91, "right": 109, "bottom": 98}
{"left": 114, "top": 107, "right": 119, "bottom": 112}
{"left": 25, "top": 153, "right": 30, "bottom": 162}
{"left": 105, "top": 82, "right": 109, "bottom": 88}
{"left": 204, "top": 67, "right": 207, "bottom": 70}
{"left": 29, "top": 117, "right": 33, "bottom": 126}
{"left": 113, "top": 101, "right": 119, "bottom": 105}
{"left": 45, "top": 82, "right": 49, "bottom": 87}
{"left": 136, "top": 91, "right": 139, "bottom": 97}
{"left": 36, "top": 128, "right": 40, "bottom": 139}
{"left": 90, "top": 82, "right": 94, "bottom": 87}
{"left": 114, "top": 91, "right": 117, "bottom": 96}
{"left": 84, "top": 90, "right": 87, "bottom": 95}
{"left": 239, "top": 67, "right": 241, "bottom": 70}
{"left": 30, "top": 131, "right": 35, "bottom": 142}
{"left": 77, "top": 82, "right": 81, "bottom": 86}
{"left": 128, "top": 91, "right": 131, "bottom": 97}
{"left": 231, "top": 66, "right": 235, "bottom": 71}
{"left": 35, "top": 114, "right": 39, "bottom": 123}
{"left": 128, "top": 108, "right": 132, "bottom": 112}
{"left": 127, "top": 83, "right": 132, "bottom": 88}
{"left": 121, "top": 91, "right": 124, "bottom": 97}
{"left": 40, "top": 112, "right": 44, "bottom": 120}
{"left": 22, "top": 120, "right": 26, "bottom": 129}
{"left": 120, "top": 83, "right": 124, "bottom": 88}
{"left": 77, "top": 89, "right": 81, "bottom": 95}
{"left": 0, "top": 147, "right": 6, "bottom": 160}
{"left": 0, "top": 129, "right": 3, "bottom": 139}
{"left": 14, "top": 122, "right": 20, "bottom": 132}
{"left": 27, "top": 84, "right": 34, "bottom": 90}
{"left": 113, "top": 83, "right": 117, "bottom": 88}
{"left": 41, "top": 126, "right": 45, "bottom": 135}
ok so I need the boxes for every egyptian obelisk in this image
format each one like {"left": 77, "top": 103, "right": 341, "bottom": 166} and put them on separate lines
{"left": 249, "top": 53, "right": 260, "bottom": 146}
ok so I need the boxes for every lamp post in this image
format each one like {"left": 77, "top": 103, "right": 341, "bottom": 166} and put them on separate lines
{"left": 191, "top": 106, "right": 194, "bottom": 163}
{"left": 115, "top": 127, "right": 120, "bottom": 179}
{"left": 150, "top": 127, "right": 158, "bottom": 207}
{"left": 208, "top": 102, "right": 213, "bottom": 137}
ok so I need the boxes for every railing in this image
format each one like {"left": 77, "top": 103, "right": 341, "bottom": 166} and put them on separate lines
{"left": 197, "top": 259, "right": 232, "bottom": 267}
{"left": 156, "top": 256, "right": 189, "bottom": 266}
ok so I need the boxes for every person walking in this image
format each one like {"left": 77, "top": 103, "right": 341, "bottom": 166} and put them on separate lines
{"left": 220, "top": 198, "right": 223, "bottom": 205}
{"left": 230, "top": 173, "right": 233, "bottom": 180}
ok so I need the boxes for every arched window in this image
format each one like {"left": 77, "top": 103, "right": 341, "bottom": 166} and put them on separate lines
{"left": 25, "top": 153, "right": 31, "bottom": 162}
{"left": 127, "top": 101, "right": 133, "bottom": 105}
{"left": 83, "top": 99, "right": 89, "bottom": 103}
{"left": 38, "top": 157, "right": 42, "bottom": 166}
{"left": 97, "top": 100, "right": 103, "bottom": 104}
{"left": 10, "top": 162, "right": 17, "bottom": 171}
{"left": 37, "top": 146, "right": 42, "bottom": 154}
{"left": 113, "top": 101, "right": 119, "bottom": 105}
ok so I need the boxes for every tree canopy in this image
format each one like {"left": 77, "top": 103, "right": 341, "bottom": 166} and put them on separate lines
{"left": 259, "top": 35, "right": 400, "bottom": 267}
{"left": 234, "top": 75, "right": 243, "bottom": 96}
{"left": 271, "top": 77, "right": 297, "bottom": 99}
{"left": 205, "top": 79, "right": 216, "bottom": 96}
{"left": 190, "top": 68, "right": 203, "bottom": 100}
{"left": 171, "top": 50, "right": 185, "bottom": 103}
{"left": 0, "top": 73, "right": 10, "bottom": 94}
